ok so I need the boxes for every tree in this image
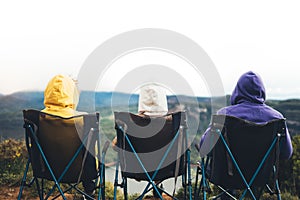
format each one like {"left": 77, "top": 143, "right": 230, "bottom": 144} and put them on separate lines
{"left": 279, "top": 135, "right": 300, "bottom": 197}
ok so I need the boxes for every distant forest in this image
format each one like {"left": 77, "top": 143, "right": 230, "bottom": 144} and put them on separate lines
{"left": 0, "top": 91, "right": 299, "bottom": 141}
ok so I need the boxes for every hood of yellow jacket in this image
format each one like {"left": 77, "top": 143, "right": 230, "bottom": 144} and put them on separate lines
{"left": 42, "top": 74, "right": 80, "bottom": 118}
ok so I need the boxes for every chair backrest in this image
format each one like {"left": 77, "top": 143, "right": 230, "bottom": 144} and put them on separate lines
{"left": 209, "top": 115, "right": 285, "bottom": 189}
{"left": 23, "top": 109, "right": 99, "bottom": 183}
{"left": 114, "top": 111, "right": 187, "bottom": 181}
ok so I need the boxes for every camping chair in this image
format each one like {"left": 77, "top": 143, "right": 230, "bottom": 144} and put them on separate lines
{"left": 113, "top": 111, "right": 192, "bottom": 200}
{"left": 18, "top": 109, "right": 109, "bottom": 200}
{"left": 194, "top": 115, "right": 286, "bottom": 200}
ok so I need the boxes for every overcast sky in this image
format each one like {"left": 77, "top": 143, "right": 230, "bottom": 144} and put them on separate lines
{"left": 0, "top": 1, "right": 299, "bottom": 100}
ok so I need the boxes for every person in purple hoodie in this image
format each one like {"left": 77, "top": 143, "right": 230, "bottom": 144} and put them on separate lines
{"left": 200, "top": 71, "right": 293, "bottom": 158}
{"left": 199, "top": 71, "right": 293, "bottom": 199}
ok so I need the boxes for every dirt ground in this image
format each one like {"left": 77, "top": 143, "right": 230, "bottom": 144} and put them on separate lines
{"left": 0, "top": 186, "right": 72, "bottom": 200}
{"left": 1, "top": 186, "right": 172, "bottom": 200}
{"left": 0, "top": 186, "right": 38, "bottom": 200}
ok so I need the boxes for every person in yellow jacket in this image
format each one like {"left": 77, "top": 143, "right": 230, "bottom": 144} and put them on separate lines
{"left": 42, "top": 74, "right": 82, "bottom": 117}
{"left": 42, "top": 74, "right": 95, "bottom": 198}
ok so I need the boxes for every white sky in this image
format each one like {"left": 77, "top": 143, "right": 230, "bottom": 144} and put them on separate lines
{"left": 0, "top": 1, "right": 299, "bottom": 99}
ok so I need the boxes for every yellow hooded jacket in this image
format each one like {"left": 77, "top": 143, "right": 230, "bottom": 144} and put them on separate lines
{"left": 41, "top": 75, "right": 98, "bottom": 171}
{"left": 42, "top": 75, "right": 82, "bottom": 118}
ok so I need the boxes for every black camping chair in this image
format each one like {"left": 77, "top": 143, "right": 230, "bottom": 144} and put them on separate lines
{"left": 18, "top": 109, "right": 109, "bottom": 200}
{"left": 113, "top": 111, "right": 192, "bottom": 200}
{"left": 194, "top": 115, "right": 286, "bottom": 200}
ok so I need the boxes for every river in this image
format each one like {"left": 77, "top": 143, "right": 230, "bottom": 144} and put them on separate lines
{"left": 105, "top": 166, "right": 190, "bottom": 195}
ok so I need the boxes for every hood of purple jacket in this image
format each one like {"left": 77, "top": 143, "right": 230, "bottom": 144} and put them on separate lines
{"left": 230, "top": 71, "right": 266, "bottom": 105}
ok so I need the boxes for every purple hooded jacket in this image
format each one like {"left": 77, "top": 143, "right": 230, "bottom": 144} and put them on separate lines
{"left": 200, "top": 71, "right": 293, "bottom": 159}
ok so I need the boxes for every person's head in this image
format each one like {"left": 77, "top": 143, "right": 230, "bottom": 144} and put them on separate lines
{"left": 138, "top": 84, "right": 168, "bottom": 116}
{"left": 43, "top": 75, "right": 79, "bottom": 116}
{"left": 230, "top": 71, "right": 266, "bottom": 105}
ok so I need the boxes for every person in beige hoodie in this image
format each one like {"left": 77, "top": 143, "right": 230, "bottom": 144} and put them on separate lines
{"left": 112, "top": 83, "right": 168, "bottom": 147}
{"left": 42, "top": 75, "right": 95, "bottom": 198}
{"left": 113, "top": 84, "right": 168, "bottom": 198}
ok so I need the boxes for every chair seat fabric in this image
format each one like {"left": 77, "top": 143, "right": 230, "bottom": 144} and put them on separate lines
{"left": 210, "top": 115, "right": 284, "bottom": 189}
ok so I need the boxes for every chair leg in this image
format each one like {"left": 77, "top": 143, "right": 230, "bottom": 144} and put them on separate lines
{"left": 99, "top": 141, "right": 109, "bottom": 200}
{"left": 34, "top": 178, "right": 44, "bottom": 200}
{"left": 274, "top": 166, "right": 282, "bottom": 200}
{"left": 193, "top": 165, "right": 200, "bottom": 200}
{"left": 266, "top": 166, "right": 282, "bottom": 200}
{"left": 97, "top": 162, "right": 105, "bottom": 200}
{"left": 101, "top": 163, "right": 106, "bottom": 200}
{"left": 113, "top": 160, "right": 120, "bottom": 200}
{"left": 273, "top": 179, "right": 282, "bottom": 200}
{"left": 123, "top": 177, "right": 128, "bottom": 200}
{"left": 18, "top": 158, "right": 31, "bottom": 200}
{"left": 187, "top": 149, "right": 192, "bottom": 200}
{"left": 183, "top": 173, "right": 187, "bottom": 200}
{"left": 201, "top": 158, "right": 208, "bottom": 200}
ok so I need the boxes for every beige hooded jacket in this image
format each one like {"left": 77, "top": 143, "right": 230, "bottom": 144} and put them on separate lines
{"left": 138, "top": 84, "right": 168, "bottom": 116}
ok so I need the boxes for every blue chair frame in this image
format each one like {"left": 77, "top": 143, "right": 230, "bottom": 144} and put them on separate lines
{"left": 18, "top": 110, "right": 107, "bottom": 200}
{"left": 194, "top": 115, "right": 285, "bottom": 200}
{"left": 113, "top": 111, "right": 192, "bottom": 200}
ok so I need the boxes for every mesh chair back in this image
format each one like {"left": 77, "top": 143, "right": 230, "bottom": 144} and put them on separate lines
{"left": 210, "top": 115, "right": 285, "bottom": 189}
{"left": 23, "top": 110, "right": 98, "bottom": 183}
{"left": 114, "top": 111, "right": 187, "bottom": 181}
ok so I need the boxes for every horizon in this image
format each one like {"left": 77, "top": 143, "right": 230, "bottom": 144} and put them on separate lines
{"left": 1, "top": 89, "right": 299, "bottom": 101}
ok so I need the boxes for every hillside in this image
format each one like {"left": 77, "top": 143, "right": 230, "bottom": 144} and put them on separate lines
{"left": 0, "top": 91, "right": 210, "bottom": 139}
{"left": 0, "top": 92, "right": 44, "bottom": 139}
{"left": 0, "top": 91, "right": 299, "bottom": 140}
{"left": 267, "top": 99, "right": 300, "bottom": 136}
